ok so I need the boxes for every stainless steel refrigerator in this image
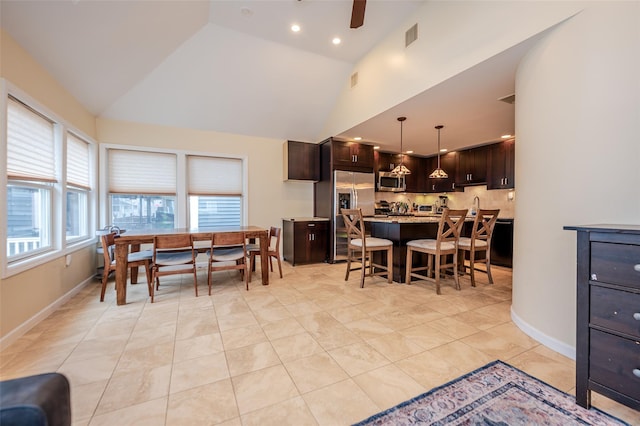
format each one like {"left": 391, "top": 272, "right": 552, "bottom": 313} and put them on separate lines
{"left": 333, "top": 170, "right": 375, "bottom": 261}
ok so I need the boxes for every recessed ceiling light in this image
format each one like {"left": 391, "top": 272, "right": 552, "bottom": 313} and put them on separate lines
{"left": 440, "top": 148, "right": 448, "bottom": 153}
{"left": 406, "top": 150, "right": 414, "bottom": 154}
{"left": 291, "top": 24, "right": 300, "bottom": 32}
{"left": 353, "top": 137, "right": 362, "bottom": 141}
{"left": 332, "top": 37, "right": 341, "bottom": 45}
{"left": 373, "top": 146, "right": 380, "bottom": 150}
{"left": 240, "top": 7, "right": 253, "bottom": 17}
{"left": 501, "top": 134, "right": 512, "bottom": 139}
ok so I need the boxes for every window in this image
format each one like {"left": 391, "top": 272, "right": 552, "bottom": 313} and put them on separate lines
{"left": 66, "top": 133, "right": 90, "bottom": 241}
{"left": 2, "top": 83, "right": 97, "bottom": 277}
{"left": 107, "top": 149, "right": 177, "bottom": 230}
{"left": 6, "top": 96, "right": 56, "bottom": 260}
{"left": 102, "top": 147, "right": 245, "bottom": 231}
{"left": 187, "top": 156, "right": 242, "bottom": 228}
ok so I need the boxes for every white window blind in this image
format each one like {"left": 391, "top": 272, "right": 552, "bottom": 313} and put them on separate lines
{"left": 67, "top": 133, "right": 90, "bottom": 189}
{"left": 108, "top": 149, "right": 176, "bottom": 194}
{"left": 7, "top": 97, "right": 56, "bottom": 182}
{"left": 188, "top": 156, "right": 242, "bottom": 195}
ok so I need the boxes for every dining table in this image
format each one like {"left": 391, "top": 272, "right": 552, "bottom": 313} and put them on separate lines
{"left": 113, "top": 226, "right": 270, "bottom": 305}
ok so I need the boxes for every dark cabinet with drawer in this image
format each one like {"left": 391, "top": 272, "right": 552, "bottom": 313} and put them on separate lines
{"left": 283, "top": 219, "right": 329, "bottom": 265}
{"left": 564, "top": 224, "right": 640, "bottom": 411}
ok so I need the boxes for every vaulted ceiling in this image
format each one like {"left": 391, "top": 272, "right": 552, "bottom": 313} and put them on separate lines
{"left": 1, "top": 0, "right": 525, "bottom": 156}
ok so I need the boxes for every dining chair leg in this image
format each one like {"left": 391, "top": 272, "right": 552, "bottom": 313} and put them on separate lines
{"left": 193, "top": 269, "right": 198, "bottom": 297}
{"left": 150, "top": 270, "right": 156, "bottom": 303}
{"left": 100, "top": 269, "right": 110, "bottom": 302}
{"left": 275, "top": 255, "right": 283, "bottom": 278}
{"left": 269, "top": 257, "right": 274, "bottom": 272}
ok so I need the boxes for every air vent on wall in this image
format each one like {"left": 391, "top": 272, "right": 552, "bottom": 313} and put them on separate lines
{"left": 498, "top": 93, "right": 516, "bottom": 104}
{"left": 405, "top": 23, "right": 418, "bottom": 47}
{"left": 351, "top": 72, "right": 358, "bottom": 88}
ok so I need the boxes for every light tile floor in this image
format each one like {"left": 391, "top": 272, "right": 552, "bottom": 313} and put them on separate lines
{"left": 1, "top": 262, "right": 637, "bottom": 425}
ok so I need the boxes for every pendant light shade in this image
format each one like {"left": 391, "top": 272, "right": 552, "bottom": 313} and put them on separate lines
{"left": 391, "top": 116, "right": 411, "bottom": 175}
{"left": 429, "top": 125, "right": 448, "bottom": 179}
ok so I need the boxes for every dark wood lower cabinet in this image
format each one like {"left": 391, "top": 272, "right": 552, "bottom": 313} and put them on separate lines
{"left": 564, "top": 224, "right": 640, "bottom": 412}
{"left": 283, "top": 219, "right": 329, "bottom": 266}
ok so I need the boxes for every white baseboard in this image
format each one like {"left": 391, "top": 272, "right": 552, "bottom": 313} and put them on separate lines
{"left": 0, "top": 276, "right": 95, "bottom": 351}
{"left": 511, "top": 306, "right": 576, "bottom": 360}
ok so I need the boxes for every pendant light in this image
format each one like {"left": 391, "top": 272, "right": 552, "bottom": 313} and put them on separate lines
{"left": 391, "top": 116, "right": 411, "bottom": 175}
{"left": 429, "top": 125, "right": 448, "bottom": 179}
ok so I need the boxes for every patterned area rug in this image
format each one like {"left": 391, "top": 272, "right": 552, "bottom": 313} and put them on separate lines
{"left": 354, "top": 360, "right": 628, "bottom": 426}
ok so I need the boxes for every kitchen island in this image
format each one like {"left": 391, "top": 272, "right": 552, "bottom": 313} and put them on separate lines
{"left": 365, "top": 214, "right": 512, "bottom": 283}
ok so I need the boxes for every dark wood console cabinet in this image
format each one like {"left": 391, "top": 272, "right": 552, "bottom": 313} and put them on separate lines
{"left": 283, "top": 219, "right": 329, "bottom": 265}
{"left": 564, "top": 224, "right": 640, "bottom": 412}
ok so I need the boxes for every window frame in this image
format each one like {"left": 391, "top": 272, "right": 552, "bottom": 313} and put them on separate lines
{"left": 1, "top": 79, "right": 98, "bottom": 278}
{"left": 99, "top": 144, "right": 248, "bottom": 231}
{"left": 65, "top": 132, "right": 92, "bottom": 243}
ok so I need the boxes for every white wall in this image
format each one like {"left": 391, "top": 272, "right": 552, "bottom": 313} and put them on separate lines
{"left": 322, "top": 1, "right": 583, "bottom": 138}
{"left": 512, "top": 1, "right": 640, "bottom": 356}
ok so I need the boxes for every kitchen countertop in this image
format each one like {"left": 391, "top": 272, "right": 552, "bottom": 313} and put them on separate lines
{"left": 367, "top": 214, "right": 514, "bottom": 224}
{"left": 365, "top": 215, "right": 445, "bottom": 224}
{"left": 282, "top": 217, "right": 330, "bottom": 222}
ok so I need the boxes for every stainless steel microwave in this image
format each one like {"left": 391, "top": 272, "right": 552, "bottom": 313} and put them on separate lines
{"left": 378, "top": 172, "right": 406, "bottom": 192}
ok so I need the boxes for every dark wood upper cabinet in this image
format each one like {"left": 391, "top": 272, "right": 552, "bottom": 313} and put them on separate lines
{"left": 403, "top": 155, "right": 426, "bottom": 193}
{"left": 374, "top": 151, "right": 397, "bottom": 175}
{"left": 331, "top": 140, "right": 374, "bottom": 172}
{"left": 487, "top": 140, "right": 515, "bottom": 189}
{"left": 456, "top": 145, "right": 490, "bottom": 186}
{"left": 425, "top": 152, "right": 459, "bottom": 193}
{"left": 283, "top": 140, "right": 319, "bottom": 181}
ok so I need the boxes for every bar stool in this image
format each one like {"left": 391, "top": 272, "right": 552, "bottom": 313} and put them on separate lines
{"left": 341, "top": 208, "right": 393, "bottom": 288}
{"left": 405, "top": 208, "right": 468, "bottom": 294}
{"left": 458, "top": 209, "right": 500, "bottom": 287}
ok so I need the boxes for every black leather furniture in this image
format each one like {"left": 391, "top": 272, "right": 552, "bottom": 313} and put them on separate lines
{"left": 0, "top": 372, "right": 71, "bottom": 426}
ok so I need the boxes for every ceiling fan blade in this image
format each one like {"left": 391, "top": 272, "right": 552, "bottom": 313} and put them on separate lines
{"left": 350, "top": 0, "right": 366, "bottom": 29}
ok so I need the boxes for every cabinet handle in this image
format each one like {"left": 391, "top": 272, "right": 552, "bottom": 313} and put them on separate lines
{"left": 308, "top": 223, "right": 315, "bottom": 227}
{"left": 355, "top": 155, "right": 358, "bottom": 162}
{"left": 505, "top": 177, "right": 508, "bottom": 185}
{"left": 634, "top": 264, "right": 640, "bottom": 272}
{"left": 634, "top": 313, "right": 640, "bottom": 321}
{"left": 432, "top": 184, "right": 435, "bottom": 191}
{"left": 634, "top": 369, "right": 640, "bottom": 378}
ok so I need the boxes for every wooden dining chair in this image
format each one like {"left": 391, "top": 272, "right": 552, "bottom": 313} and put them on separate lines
{"left": 247, "top": 226, "right": 282, "bottom": 282}
{"left": 405, "top": 208, "right": 468, "bottom": 294}
{"left": 458, "top": 209, "right": 500, "bottom": 287}
{"left": 99, "top": 232, "right": 153, "bottom": 302}
{"left": 207, "top": 232, "right": 249, "bottom": 293}
{"left": 342, "top": 208, "right": 393, "bottom": 288}
{"left": 151, "top": 234, "right": 197, "bottom": 302}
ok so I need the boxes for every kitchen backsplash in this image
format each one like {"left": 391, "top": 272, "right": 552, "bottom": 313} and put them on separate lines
{"left": 376, "top": 185, "right": 515, "bottom": 218}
